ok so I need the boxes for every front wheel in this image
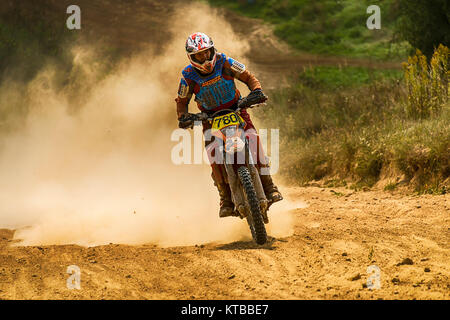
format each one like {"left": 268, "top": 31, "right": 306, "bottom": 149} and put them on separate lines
{"left": 237, "top": 166, "right": 267, "bottom": 245}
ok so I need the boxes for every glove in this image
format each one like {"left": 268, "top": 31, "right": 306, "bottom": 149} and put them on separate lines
{"left": 178, "top": 113, "right": 193, "bottom": 129}
{"left": 249, "top": 88, "right": 268, "bottom": 104}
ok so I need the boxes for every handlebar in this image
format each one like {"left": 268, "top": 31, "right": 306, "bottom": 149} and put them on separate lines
{"left": 179, "top": 90, "right": 268, "bottom": 128}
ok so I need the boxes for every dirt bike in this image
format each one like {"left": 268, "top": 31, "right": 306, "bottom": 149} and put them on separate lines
{"left": 180, "top": 90, "right": 272, "bottom": 245}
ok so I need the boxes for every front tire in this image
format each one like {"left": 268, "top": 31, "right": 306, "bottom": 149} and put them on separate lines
{"left": 237, "top": 166, "right": 267, "bottom": 245}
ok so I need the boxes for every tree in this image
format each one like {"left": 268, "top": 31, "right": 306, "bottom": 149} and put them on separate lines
{"left": 396, "top": 0, "right": 449, "bottom": 59}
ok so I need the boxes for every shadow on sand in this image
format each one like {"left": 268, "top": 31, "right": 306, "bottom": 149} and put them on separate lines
{"left": 213, "top": 236, "right": 277, "bottom": 251}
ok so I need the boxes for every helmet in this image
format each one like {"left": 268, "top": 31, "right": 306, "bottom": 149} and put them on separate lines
{"left": 185, "top": 32, "right": 217, "bottom": 74}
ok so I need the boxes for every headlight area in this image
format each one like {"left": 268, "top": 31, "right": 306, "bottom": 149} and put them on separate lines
{"left": 225, "top": 136, "right": 245, "bottom": 154}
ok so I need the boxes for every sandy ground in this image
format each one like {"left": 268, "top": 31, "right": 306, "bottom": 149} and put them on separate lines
{"left": 1, "top": 186, "right": 448, "bottom": 300}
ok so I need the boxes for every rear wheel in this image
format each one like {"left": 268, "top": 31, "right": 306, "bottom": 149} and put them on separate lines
{"left": 237, "top": 166, "right": 267, "bottom": 245}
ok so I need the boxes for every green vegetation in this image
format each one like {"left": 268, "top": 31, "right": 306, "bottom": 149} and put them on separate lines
{"left": 0, "top": 2, "right": 121, "bottom": 82}
{"left": 383, "top": 182, "right": 397, "bottom": 191}
{"left": 0, "top": 2, "right": 75, "bottom": 81}
{"left": 0, "top": 2, "right": 122, "bottom": 131}
{"left": 298, "top": 66, "right": 402, "bottom": 89}
{"left": 206, "top": 0, "right": 411, "bottom": 59}
{"left": 396, "top": 0, "right": 449, "bottom": 59}
{"left": 204, "top": 0, "right": 449, "bottom": 192}
{"left": 403, "top": 45, "right": 449, "bottom": 119}
{"left": 256, "top": 47, "right": 449, "bottom": 192}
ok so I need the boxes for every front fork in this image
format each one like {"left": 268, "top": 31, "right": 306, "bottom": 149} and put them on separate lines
{"left": 223, "top": 142, "right": 269, "bottom": 222}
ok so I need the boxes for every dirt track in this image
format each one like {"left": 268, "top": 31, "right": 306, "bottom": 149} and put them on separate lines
{"left": 0, "top": 1, "right": 448, "bottom": 300}
{"left": 1, "top": 187, "right": 448, "bottom": 300}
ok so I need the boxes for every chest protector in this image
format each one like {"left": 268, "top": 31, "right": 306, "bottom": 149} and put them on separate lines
{"left": 182, "top": 53, "right": 237, "bottom": 111}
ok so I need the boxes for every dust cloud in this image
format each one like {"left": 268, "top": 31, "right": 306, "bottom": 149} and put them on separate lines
{"left": 0, "top": 2, "right": 297, "bottom": 247}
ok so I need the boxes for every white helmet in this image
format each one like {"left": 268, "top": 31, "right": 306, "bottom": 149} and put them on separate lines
{"left": 185, "top": 32, "right": 217, "bottom": 74}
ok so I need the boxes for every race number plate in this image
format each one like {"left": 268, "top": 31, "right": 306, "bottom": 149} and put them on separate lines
{"left": 211, "top": 112, "right": 245, "bottom": 131}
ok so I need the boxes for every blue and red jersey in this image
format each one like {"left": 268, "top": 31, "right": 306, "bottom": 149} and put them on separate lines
{"left": 175, "top": 53, "right": 261, "bottom": 118}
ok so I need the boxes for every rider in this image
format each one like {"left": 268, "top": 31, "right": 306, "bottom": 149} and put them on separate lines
{"left": 175, "top": 32, "right": 282, "bottom": 218}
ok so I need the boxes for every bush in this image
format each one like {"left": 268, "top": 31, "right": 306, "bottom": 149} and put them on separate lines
{"left": 402, "top": 45, "right": 449, "bottom": 119}
{"left": 256, "top": 58, "right": 449, "bottom": 190}
{"left": 395, "top": 0, "right": 449, "bottom": 59}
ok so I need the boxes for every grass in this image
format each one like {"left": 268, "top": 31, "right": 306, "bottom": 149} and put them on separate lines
{"left": 0, "top": 2, "right": 122, "bottom": 83}
{"left": 256, "top": 62, "right": 449, "bottom": 192}
{"left": 205, "top": 0, "right": 448, "bottom": 191}
{"left": 206, "top": 0, "right": 411, "bottom": 60}
{"left": 384, "top": 182, "right": 397, "bottom": 191}
{"left": 298, "top": 66, "right": 402, "bottom": 89}
{"left": 0, "top": 2, "right": 75, "bottom": 81}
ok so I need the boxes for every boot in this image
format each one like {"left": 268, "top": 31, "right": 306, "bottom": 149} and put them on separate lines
{"left": 214, "top": 179, "right": 235, "bottom": 218}
{"left": 260, "top": 173, "right": 283, "bottom": 204}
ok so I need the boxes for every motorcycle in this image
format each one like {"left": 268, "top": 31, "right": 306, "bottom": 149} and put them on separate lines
{"left": 180, "top": 90, "right": 273, "bottom": 245}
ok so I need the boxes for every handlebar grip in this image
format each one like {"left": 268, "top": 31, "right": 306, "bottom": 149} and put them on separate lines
{"left": 178, "top": 119, "right": 194, "bottom": 129}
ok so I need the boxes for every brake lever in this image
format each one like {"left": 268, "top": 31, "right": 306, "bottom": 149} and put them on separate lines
{"left": 253, "top": 102, "right": 267, "bottom": 108}
{"left": 246, "top": 102, "right": 267, "bottom": 109}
